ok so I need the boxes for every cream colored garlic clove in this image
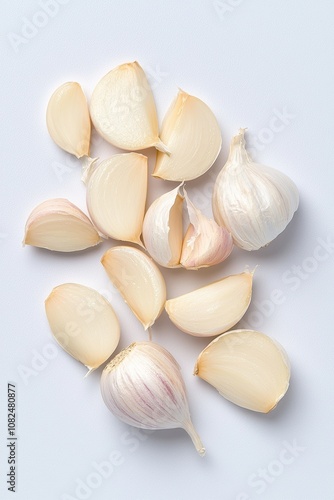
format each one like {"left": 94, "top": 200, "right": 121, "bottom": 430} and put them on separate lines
{"left": 86, "top": 153, "right": 147, "bottom": 245}
{"left": 142, "top": 184, "right": 184, "bottom": 268}
{"left": 180, "top": 189, "right": 233, "bottom": 269}
{"left": 23, "top": 198, "right": 102, "bottom": 252}
{"left": 212, "top": 129, "right": 299, "bottom": 251}
{"left": 45, "top": 283, "right": 120, "bottom": 375}
{"left": 46, "top": 82, "right": 91, "bottom": 158}
{"left": 101, "top": 246, "right": 166, "bottom": 330}
{"left": 153, "top": 90, "right": 222, "bottom": 181}
{"left": 90, "top": 61, "right": 168, "bottom": 153}
{"left": 194, "top": 329, "right": 290, "bottom": 413}
{"left": 101, "top": 341, "right": 205, "bottom": 456}
{"left": 165, "top": 270, "right": 253, "bottom": 337}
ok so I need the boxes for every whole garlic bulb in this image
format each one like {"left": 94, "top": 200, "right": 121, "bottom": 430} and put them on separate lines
{"left": 212, "top": 129, "right": 299, "bottom": 251}
{"left": 101, "top": 341, "right": 205, "bottom": 456}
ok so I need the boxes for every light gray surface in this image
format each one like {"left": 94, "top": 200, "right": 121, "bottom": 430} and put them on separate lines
{"left": 1, "top": 1, "right": 334, "bottom": 499}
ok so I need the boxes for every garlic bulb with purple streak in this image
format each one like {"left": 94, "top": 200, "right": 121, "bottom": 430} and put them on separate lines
{"left": 100, "top": 341, "right": 205, "bottom": 456}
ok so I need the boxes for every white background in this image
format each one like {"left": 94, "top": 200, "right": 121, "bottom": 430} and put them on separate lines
{"left": 1, "top": 1, "right": 334, "bottom": 499}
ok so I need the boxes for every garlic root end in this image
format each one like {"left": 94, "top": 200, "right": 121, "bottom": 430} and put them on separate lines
{"left": 184, "top": 421, "right": 206, "bottom": 457}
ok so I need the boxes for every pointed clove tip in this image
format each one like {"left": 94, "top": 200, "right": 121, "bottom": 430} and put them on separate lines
{"left": 155, "top": 140, "right": 171, "bottom": 156}
{"left": 84, "top": 366, "right": 96, "bottom": 378}
{"left": 131, "top": 237, "right": 145, "bottom": 249}
{"left": 250, "top": 264, "right": 259, "bottom": 276}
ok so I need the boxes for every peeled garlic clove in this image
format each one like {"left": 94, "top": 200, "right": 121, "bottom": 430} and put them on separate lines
{"left": 23, "top": 198, "right": 102, "bottom": 252}
{"left": 194, "top": 329, "right": 290, "bottom": 413}
{"left": 213, "top": 129, "right": 299, "bottom": 251}
{"left": 180, "top": 189, "right": 233, "bottom": 269}
{"left": 46, "top": 82, "right": 91, "bottom": 158}
{"left": 45, "top": 283, "right": 120, "bottom": 375}
{"left": 101, "top": 341, "right": 205, "bottom": 456}
{"left": 101, "top": 246, "right": 166, "bottom": 330}
{"left": 165, "top": 270, "right": 253, "bottom": 337}
{"left": 142, "top": 184, "right": 184, "bottom": 268}
{"left": 90, "top": 61, "right": 167, "bottom": 153}
{"left": 86, "top": 153, "right": 147, "bottom": 245}
{"left": 152, "top": 90, "right": 222, "bottom": 181}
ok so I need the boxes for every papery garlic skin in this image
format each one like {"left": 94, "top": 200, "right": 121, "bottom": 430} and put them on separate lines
{"left": 180, "top": 189, "right": 233, "bottom": 269}
{"left": 23, "top": 198, "right": 102, "bottom": 252}
{"left": 213, "top": 129, "right": 299, "bottom": 251}
{"left": 153, "top": 90, "right": 222, "bottom": 181}
{"left": 101, "top": 341, "right": 205, "bottom": 456}
{"left": 46, "top": 82, "right": 91, "bottom": 158}
{"left": 45, "top": 283, "right": 120, "bottom": 375}
{"left": 90, "top": 61, "right": 167, "bottom": 153}
{"left": 194, "top": 329, "right": 290, "bottom": 413}
{"left": 142, "top": 184, "right": 184, "bottom": 268}
{"left": 165, "top": 271, "right": 253, "bottom": 337}
{"left": 86, "top": 153, "right": 147, "bottom": 245}
{"left": 101, "top": 246, "right": 166, "bottom": 330}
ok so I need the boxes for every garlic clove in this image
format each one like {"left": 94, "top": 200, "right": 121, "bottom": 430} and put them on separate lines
{"left": 45, "top": 283, "right": 120, "bottom": 375}
{"left": 23, "top": 198, "right": 102, "bottom": 252}
{"left": 101, "top": 246, "right": 166, "bottom": 330}
{"left": 180, "top": 189, "right": 233, "bottom": 269}
{"left": 152, "top": 90, "right": 222, "bottom": 181}
{"left": 86, "top": 153, "right": 147, "bottom": 245}
{"left": 46, "top": 82, "right": 91, "bottom": 158}
{"left": 212, "top": 129, "right": 299, "bottom": 251}
{"left": 142, "top": 184, "right": 184, "bottom": 268}
{"left": 194, "top": 329, "right": 290, "bottom": 413}
{"left": 90, "top": 61, "right": 167, "bottom": 153}
{"left": 101, "top": 341, "right": 205, "bottom": 456}
{"left": 81, "top": 156, "right": 99, "bottom": 184}
{"left": 165, "top": 270, "right": 253, "bottom": 337}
